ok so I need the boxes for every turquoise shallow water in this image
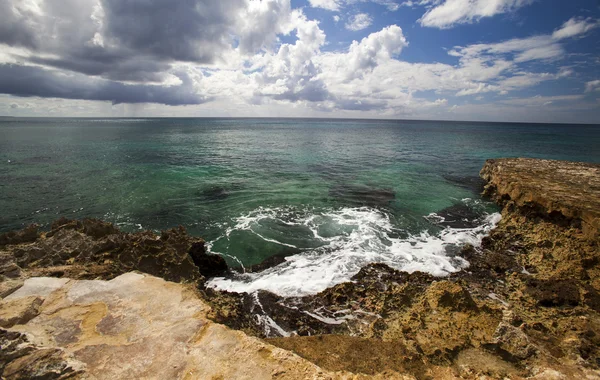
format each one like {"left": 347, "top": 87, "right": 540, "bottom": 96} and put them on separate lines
{"left": 1, "top": 118, "right": 599, "bottom": 294}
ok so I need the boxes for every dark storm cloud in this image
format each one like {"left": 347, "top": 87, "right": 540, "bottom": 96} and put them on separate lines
{"left": 0, "top": 0, "right": 39, "bottom": 48}
{"left": 0, "top": 64, "right": 211, "bottom": 105}
{"left": 0, "top": 0, "right": 269, "bottom": 104}
{"left": 100, "top": 0, "right": 244, "bottom": 63}
{"left": 27, "top": 53, "right": 171, "bottom": 83}
{"left": 0, "top": 0, "right": 248, "bottom": 82}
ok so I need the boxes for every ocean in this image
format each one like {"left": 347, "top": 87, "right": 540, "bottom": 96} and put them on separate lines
{"left": 1, "top": 118, "right": 599, "bottom": 296}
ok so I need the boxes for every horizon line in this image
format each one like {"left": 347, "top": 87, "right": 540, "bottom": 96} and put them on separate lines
{"left": 1, "top": 115, "right": 599, "bottom": 126}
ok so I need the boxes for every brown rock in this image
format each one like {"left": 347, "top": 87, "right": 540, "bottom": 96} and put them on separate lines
{"left": 488, "top": 322, "right": 538, "bottom": 362}
{"left": 0, "top": 296, "right": 43, "bottom": 328}
{"left": 0, "top": 224, "right": 40, "bottom": 247}
{"left": 480, "top": 158, "right": 600, "bottom": 239}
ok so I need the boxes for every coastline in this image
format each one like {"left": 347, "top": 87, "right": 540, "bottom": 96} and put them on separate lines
{"left": 1, "top": 158, "right": 599, "bottom": 379}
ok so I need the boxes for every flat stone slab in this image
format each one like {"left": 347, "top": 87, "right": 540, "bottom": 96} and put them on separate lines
{"left": 0, "top": 273, "right": 360, "bottom": 380}
{"left": 480, "top": 158, "right": 600, "bottom": 238}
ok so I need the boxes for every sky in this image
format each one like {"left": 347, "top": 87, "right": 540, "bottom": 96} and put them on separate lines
{"left": 0, "top": 0, "right": 599, "bottom": 123}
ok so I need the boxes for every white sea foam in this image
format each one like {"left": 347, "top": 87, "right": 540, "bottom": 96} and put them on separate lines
{"left": 207, "top": 206, "right": 501, "bottom": 297}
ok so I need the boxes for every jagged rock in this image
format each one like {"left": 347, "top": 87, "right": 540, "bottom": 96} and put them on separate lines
{"left": 0, "top": 224, "right": 39, "bottom": 247}
{"left": 488, "top": 322, "right": 538, "bottom": 362}
{"left": 0, "top": 219, "right": 228, "bottom": 285}
{"left": 425, "top": 281, "right": 478, "bottom": 311}
{"left": 0, "top": 296, "right": 43, "bottom": 328}
{"left": 0, "top": 329, "right": 84, "bottom": 379}
{"left": 480, "top": 158, "right": 600, "bottom": 239}
{"left": 188, "top": 241, "right": 228, "bottom": 278}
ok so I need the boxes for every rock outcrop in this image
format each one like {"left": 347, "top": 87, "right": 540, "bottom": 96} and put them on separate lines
{"left": 1, "top": 273, "right": 372, "bottom": 380}
{"left": 0, "top": 218, "right": 228, "bottom": 287}
{"left": 207, "top": 158, "right": 600, "bottom": 379}
{"left": 480, "top": 158, "right": 600, "bottom": 238}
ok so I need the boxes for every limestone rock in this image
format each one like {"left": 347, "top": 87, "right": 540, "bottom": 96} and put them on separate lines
{"left": 0, "top": 224, "right": 40, "bottom": 247}
{"left": 0, "top": 278, "right": 23, "bottom": 298}
{"left": 480, "top": 158, "right": 600, "bottom": 239}
{"left": 489, "top": 322, "right": 538, "bottom": 362}
{"left": 0, "top": 219, "right": 229, "bottom": 285}
{"left": 0, "top": 273, "right": 347, "bottom": 380}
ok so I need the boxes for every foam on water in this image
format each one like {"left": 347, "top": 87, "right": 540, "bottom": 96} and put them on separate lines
{"left": 207, "top": 206, "right": 501, "bottom": 297}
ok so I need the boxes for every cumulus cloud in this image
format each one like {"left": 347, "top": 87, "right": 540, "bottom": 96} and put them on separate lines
{"left": 0, "top": 0, "right": 296, "bottom": 83}
{"left": 419, "top": 0, "right": 534, "bottom": 29}
{"left": 0, "top": 0, "right": 597, "bottom": 122}
{"left": 345, "top": 13, "right": 374, "bottom": 31}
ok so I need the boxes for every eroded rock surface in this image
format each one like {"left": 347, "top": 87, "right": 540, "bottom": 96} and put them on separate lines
{"left": 1, "top": 273, "right": 382, "bottom": 380}
{"left": 480, "top": 158, "right": 600, "bottom": 238}
{"left": 0, "top": 218, "right": 227, "bottom": 286}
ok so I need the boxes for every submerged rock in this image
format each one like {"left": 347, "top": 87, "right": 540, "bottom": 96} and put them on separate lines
{"left": 328, "top": 184, "right": 395, "bottom": 207}
{"left": 431, "top": 203, "right": 485, "bottom": 229}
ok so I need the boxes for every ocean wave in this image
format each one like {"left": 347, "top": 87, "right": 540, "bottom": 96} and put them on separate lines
{"left": 206, "top": 205, "right": 501, "bottom": 297}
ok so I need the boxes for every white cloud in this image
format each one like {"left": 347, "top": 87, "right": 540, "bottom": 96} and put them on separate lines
{"left": 419, "top": 0, "right": 533, "bottom": 29}
{"left": 333, "top": 15, "right": 340, "bottom": 23}
{"left": 345, "top": 13, "right": 373, "bottom": 31}
{"left": 308, "top": 0, "right": 401, "bottom": 12}
{"left": 585, "top": 80, "right": 600, "bottom": 93}
{"left": 0, "top": 1, "right": 598, "bottom": 123}
{"left": 552, "top": 17, "right": 600, "bottom": 40}
{"left": 308, "top": 0, "right": 342, "bottom": 11}
{"left": 318, "top": 25, "right": 408, "bottom": 81}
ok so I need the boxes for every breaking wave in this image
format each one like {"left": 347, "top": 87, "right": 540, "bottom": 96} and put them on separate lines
{"left": 207, "top": 205, "right": 501, "bottom": 297}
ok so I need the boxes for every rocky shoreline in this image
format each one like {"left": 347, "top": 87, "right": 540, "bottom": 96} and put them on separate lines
{"left": 1, "top": 158, "right": 599, "bottom": 379}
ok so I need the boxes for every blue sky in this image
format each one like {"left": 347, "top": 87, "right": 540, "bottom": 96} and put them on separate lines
{"left": 0, "top": 0, "right": 599, "bottom": 123}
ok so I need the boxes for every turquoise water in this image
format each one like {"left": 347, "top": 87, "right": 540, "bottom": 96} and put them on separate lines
{"left": 1, "top": 118, "right": 599, "bottom": 295}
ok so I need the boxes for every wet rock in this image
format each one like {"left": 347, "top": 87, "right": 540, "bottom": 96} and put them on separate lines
{"left": 433, "top": 203, "right": 484, "bottom": 229}
{"left": 246, "top": 247, "right": 302, "bottom": 273}
{"left": 525, "top": 278, "right": 581, "bottom": 307}
{"left": 188, "top": 241, "right": 228, "bottom": 278}
{"left": 442, "top": 174, "right": 487, "bottom": 194}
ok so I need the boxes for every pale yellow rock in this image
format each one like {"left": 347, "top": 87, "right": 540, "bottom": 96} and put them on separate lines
{"left": 2, "top": 273, "right": 413, "bottom": 380}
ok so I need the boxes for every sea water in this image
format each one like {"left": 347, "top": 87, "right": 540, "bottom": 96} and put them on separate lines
{"left": 1, "top": 118, "right": 598, "bottom": 296}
